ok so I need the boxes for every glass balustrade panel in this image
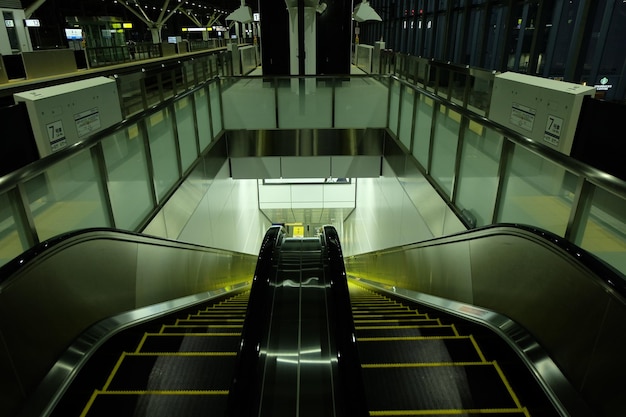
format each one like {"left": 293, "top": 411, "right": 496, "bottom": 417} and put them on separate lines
{"left": 430, "top": 105, "right": 462, "bottom": 197}
{"left": 221, "top": 77, "right": 275, "bottom": 130}
{"left": 209, "top": 81, "right": 223, "bottom": 135}
{"left": 24, "top": 150, "right": 109, "bottom": 242}
{"left": 578, "top": 187, "right": 626, "bottom": 277}
{"left": 195, "top": 87, "right": 212, "bottom": 150}
{"left": 175, "top": 96, "right": 199, "bottom": 172}
{"left": 398, "top": 85, "right": 415, "bottom": 151}
{"left": 335, "top": 76, "right": 388, "bottom": 128}
{"left": 277, "top": 78, "right": 332, "bottom": 129}
{"left": 412, "top": 95, "right": 434, "bottom": 168}
{"left": 146, "top": 109, "right": 179, "bottom": 201}
{"left": 455, "top": 123, "right": 503, "bottom": 227}
{"left": 0, "top": 192, "right": 25, "bottom": 267}
{"left": 101, "top": 125, "right": 153, "bottom": 230}
{"left": 387, "top": 78, "right": 401, "bottom": 135}
{"left": 498, "top": 143, "right": 574, "bottom": 236}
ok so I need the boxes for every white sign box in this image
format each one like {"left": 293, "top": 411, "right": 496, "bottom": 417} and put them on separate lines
{"left": 489, "top": 72, "right": 595, "bottom": 155}
{"left": 14, "top": 77, "right": 123, "bottom": 157}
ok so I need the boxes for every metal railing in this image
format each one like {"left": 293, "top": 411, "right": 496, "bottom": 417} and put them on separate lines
{"left": 0, "top": 75, "right": 225, "bottom": 268}
{"left": 0, "top": 65, "right": 625, "bottom": 277}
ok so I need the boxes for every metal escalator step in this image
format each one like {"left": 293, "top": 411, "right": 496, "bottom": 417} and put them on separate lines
{"left": 176, "top": 318, "right": 245, "bottom": 326}
{"left": 188, "top": 313, "right": 246, "bottom": 319}
{"left": 137, "top": 334, "right": 241, "bottom": 353}
{"left": 354, "top": 318, "right": 441, "bottom": 326}
{"left": 367, "top": 410, "right": 529, "bottom": 416}
{"left": 83, "top": 391, "right": 228, "bottom": 417}
{"left": 105, "top": 354, "right": 236, "bottom": 391}
{"left": 355, "top": 324, "right": 458, "bottom": 338}
{"left": 358, "top": 337, "right": 485, "bottom": 364}
{"left": 352, "top": 313, "right": 430, "bottom": 320}
{"left": 161, "top": 325, "right": 243, "bottom": 334}
{"left": 361, "top": 363, "right": 520, "bottom": 412}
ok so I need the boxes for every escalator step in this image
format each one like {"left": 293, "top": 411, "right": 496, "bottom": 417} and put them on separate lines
{"left": 137, "top": 334, "right": 240, "bottom": 353}
{"left": 361, "top": 363, "right": 520, "bottom": 411}
{"left": 354, "top": 318, "right": 441, "bottom": 326}
{"left": 161, "top": 325, "right": 243, "bottom": 334}
{"left": 188, "top": 313, "right": 246, "bottom": 319}
{"left": 367, "top": 411, "right": 529, "bottom": 416}
{"left": 105, "top": 354, "right": 236, "bottom": 391}
{"left": 352, "top": 313, "right": 430, "bottom": 320}
{"left": 359, "top": 337, "right": 484, "bottom": 364}
{"left": 356, "top": 325, "right": 457, "bottom": 338}
{"left": 176, "top": 319, "right": 245, "bottom": 326}
{"left": 83, "top": 391, "right": 228, "bottom": 417}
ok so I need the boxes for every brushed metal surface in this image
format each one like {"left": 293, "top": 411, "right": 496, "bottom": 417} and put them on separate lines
{"left": 344, "top": 225, "right": 625, "bottom": 416}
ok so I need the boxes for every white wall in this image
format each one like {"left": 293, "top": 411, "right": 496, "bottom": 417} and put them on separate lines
{"left": 342, "top": 158, "right": 465, "bottom": 256}
{"left": 144, "top": 161, "right": 271, "bottom": 255}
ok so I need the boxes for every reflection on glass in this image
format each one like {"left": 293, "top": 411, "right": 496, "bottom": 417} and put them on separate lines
{"left": 176, "top": 96, "right": 198, "bottom": 172}
{"left": 398, "top": 85, "right": 415, "bottom": 151}
{"left": 430, "top": 106, "right": 461, "bottom": 197}
{"left": 147, "top": 109, "right": 179, "bottom": 201}
{"left": 0, "top": 192, "right": 25, "bottom": 267}
{"left": 578, "top": 188, "right": 626, "bottom": 276}
{"left": 455, "top": 125, "right": 503, "bottom": 227}
{"left": 498, "top": 144, "right": 574, "bottom": 236}
{"left": 412, "top": 95, "right": 434, "bottom": 168}
{"left": 26, "top": 151, "right": 109, "bottom": 241}
{"left": 277, "top": 79, "right": 332, "bottom": 129}
{"left": 195, "top": 88, "right": 212, "bottom": 150}
{"left": 335, "top": 77, "right": 388, "bottom": 128}
{"left": 221, "top": 78, "right": 275, "bottom": 130}
{"left": 102, "top": 125, "right": 153, "bottom": 230}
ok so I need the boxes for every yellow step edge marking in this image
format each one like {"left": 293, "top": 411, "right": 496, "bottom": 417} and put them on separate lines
{"left": 90, "top": 389, "right": 229, "bottom": 396}
{"left": 135, "top": 334, "right": 149, "bottom": 353}
{"left": 79, "top": 390, "right": 101, "bottom": 417}
{"left": 492, "top": 360, "right": 525, "bottom": 409}
{"left": 125, "top": 352, "right": 238, "bottom": 357}
{"left": 469, "top": 334, "right": 487, "bottom": 363}
{"left": 102, "top": 352, "right": 128, "bottom": 390}
{"left": 162, "top": 324, "right": 243, "bottom": 330}
{"left": 362, "top": 361, "right": 490, "bottom": 369}
{"left": 141, "top": 332, "right": 242, "bottom": 338}
{"left": 369, "top": 408, "right": 529, "bottom": 416}
{"left": 355, "top": 325, "right": 453, "bottom": 330}
{"left": 450, "top": 323, "right": 460, "bottom": 337}
{"left": 357, "top": 335, "right": 470, "bottom": 342}
{"left": 354, "top": 318, "right": 442, "bottom": 325}
{"left": 176, "top": 319, "right": 245, "bottom": 324}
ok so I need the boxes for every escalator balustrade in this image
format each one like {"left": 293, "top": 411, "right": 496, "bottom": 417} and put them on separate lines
{"left": 349, "top": 283, "right": 530, "bottom": 417}
{"left": 78, "top": 292, "right": 249, "bottom": 417}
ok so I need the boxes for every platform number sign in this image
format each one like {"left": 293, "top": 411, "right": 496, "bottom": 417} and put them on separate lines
{"left": 46, "top": 120, "right": 68, "bottom": 152}
{"left": 543, "top": 115, "right": 563, "bottom": 147}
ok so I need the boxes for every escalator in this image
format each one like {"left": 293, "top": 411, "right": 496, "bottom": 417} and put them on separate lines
{"left": 54, "top": 292, "right": 250, "bottom": 417}
{"left": 349, "top": 284, "right": 533, "bottom": 416}
{"left": 19, "top": 226, "right": 576, "bottom": 417}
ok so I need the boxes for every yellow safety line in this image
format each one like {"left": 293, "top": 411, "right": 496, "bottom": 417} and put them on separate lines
{"left": 357, "top": 335, "right": 469, "bottom": 342}
{"left": 369, "top": 408, "right": 528, "bottom": 416}
{"left": 492, "top": 360, "right": 525, "bottom": 409}
{"left": 354, "top": 318, "right": 441, "bottom": 325}
{"left": 94, "top": 389, "right": 230, "bottom": 395}
{"left": 141, "top": 332, "right": 242, "bottom": 338}
{"left": 124, "top": 352, "right": 238, "bottom": 357}
{"left": 469, "top": 334, "right": 487, "bottom": 363}
{"left": 135, "top": 334, "right": 149, "bottom": 352}
{"left": 354, "top": 325, "right": 453, "bottom": 330}
{"left": 175, "top": 319, "right": 245, "bottom": 324}
{"left": 102, "top": 353, "right": 127, "bottom": 390}
{"left": 362, "top": 361, "right": 490, "bottom": 368}
{"left": 79, "top": 390, "right": 100, "bottom": 417}
{"left": 450, "top": 323, "right": 460, "bottom": 337}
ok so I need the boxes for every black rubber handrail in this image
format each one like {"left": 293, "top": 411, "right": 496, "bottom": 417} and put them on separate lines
{"left": 322, "top": 225, "right": 369, "bottom": 417}
{"left": 226, "top": 224, "right": 285, "bottom": 416}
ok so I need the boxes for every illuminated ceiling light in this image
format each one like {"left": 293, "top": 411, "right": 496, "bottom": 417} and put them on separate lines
{"left": 353, "top": 0, "right": 382, "bottom": 22}
{"left": 226, "top": 0, "right": 253, "bottom": 23}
